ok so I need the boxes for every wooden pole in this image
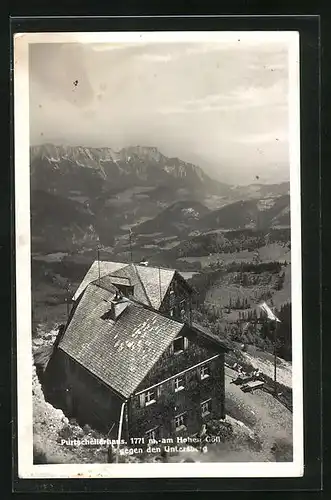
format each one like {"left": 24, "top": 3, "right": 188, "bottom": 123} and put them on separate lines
{"left": 65, "top": 282, "right": 71, "bottom": 321}
{"left": 257, "top": 206, "right": 260, "bottom": 232}
{"left": 66, "top": 297, "right": 69, "bottom": 320}
{"left": 97, "top": 248, "right": 101, "bottom": 283}
{"left": 158, "top": 267, "right": 162, "bottom": 308}
{"left": 129, "top": 231, "right": 133, "bottom": 263}
{"left": 273, "top": 320, "right": 277, "bottom": 396}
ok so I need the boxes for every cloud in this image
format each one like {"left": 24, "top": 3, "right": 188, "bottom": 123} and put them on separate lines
{"left": 29, "top": 43, "right": 95, "bottom": 107}
{"left": 91, "top": 43, "right": 144, "bottom": 52}
{"left": 137, "top": 53, "right": 173, "bottom": 63}
{"left": 248, "top": 63, "right": 286, "bottom": 71}
{"left": 183, "top": 40, "right": 289, "bottom": 56}
{"left": 134, "top": 40, "right": 288, "bottom": 66}
{"left": 29, "top": 38, "right": 292, "bottom": 184}
{"left": 235, "top": 131, "right": 288, "bottom": 144}
{"left": 158, "top": 80, "right": 287, "bottom": 115}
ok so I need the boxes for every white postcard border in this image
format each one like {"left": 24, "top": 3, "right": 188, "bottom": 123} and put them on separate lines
{"left": 14, "top": 30, "right": 303, "bottom": 479}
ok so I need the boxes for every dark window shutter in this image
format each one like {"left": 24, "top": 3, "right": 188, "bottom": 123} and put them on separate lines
{"left": 139, "top": 393, "right": 145, "bottom": 408}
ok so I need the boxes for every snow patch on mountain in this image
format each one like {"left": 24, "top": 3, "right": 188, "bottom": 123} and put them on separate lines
{"left": 257, "top": 198, "right": 276, "bottom": 211}
{"left": 181, "top": 207, "right": 200, "bottom": 219}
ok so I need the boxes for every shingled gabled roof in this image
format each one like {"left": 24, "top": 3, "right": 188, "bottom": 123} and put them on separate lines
{"left": 103, "top": 264, "right": 152, "bottom": 307}
{"left": 72, "top": 261, "right": 126, "bottom": 301}
{"left": 108, "top": 264, "right": 177, "bottom": 309}
{"left": 73, "top": 261, "right": 192, "bottom": 309}
{"left": 132, "top": 265, "right": 175, "bottom": 309}
{"left": 59, "top": 282, "right": 185, "bottom": 399}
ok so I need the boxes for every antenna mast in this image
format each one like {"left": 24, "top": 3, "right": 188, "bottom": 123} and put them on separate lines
{"left": 97, "top": 246, "right": 101, "bottom": 283}
{"left": 273, "top": 321, "right": 278, "bottom": 396}
{"left": 255, "top": 203, "right": 261, "bottom": 263}
{"left": 65, "top": 297, "right": 70, "bottom": 321}
{"left": 158, "top": 266, "right": 162, "bottom": 308}
{"left": 65, "top": 282, "right": 71, "bottom": 321}
{"left": 129, "top": 230, "right": 133, "bottom": 263}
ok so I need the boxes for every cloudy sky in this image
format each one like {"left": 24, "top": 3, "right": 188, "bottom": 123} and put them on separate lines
{"left": 29, "top": 36, "right": 291, "bottom": 184}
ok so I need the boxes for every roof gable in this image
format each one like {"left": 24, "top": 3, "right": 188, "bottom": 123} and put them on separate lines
{"left": 133, "top": 265, "right": 175, "bottom": 309}
{"left": 59, "top": 283, "right": 184, "bottom": 398}
{"left": 110, "top": 264, "right": 152, "bottom": 306}
{"left": 96, "top": 274, "right": 132, "bottom": 289}
{"left": 72, "top": 261, "right": 126, "bottom": 301}
{"left": 73, "top": 261, "right": 192, "bottom": 309}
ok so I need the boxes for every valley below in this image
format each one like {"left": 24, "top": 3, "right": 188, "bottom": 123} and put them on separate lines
{"left": 30, "top": 144, "right": 292, "bottom": 360}
{"left": 30, "top": 143, "right": 293, "bottom": 464}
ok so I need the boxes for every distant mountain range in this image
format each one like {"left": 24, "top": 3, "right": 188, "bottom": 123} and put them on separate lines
{"left": 30, "top": 144, "right": 290, "bottom": 254}
{"left": 30, "top": 143, "right": 231, "bottom": 197}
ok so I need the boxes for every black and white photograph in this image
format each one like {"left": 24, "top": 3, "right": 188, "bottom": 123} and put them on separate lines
{"left": 14, "top": 30, "right": 302, "bottom": 478}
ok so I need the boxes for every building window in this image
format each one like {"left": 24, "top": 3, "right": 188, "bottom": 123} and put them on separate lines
{"left": 173, "top": 336, "right": 184, "bottom": 353}
{"left": 172, "top": 336, "right": 188, "bottom": 354}
{"left": 174, "top": 412, "right": 187, "bottom": 431}
{"left": 145, "top": 426, "right": 159, "bottom": 442}
{"left": 179, "top": 300, "right": 187, "bottom": 321}
{"left": 145, "top": 390, "right": 156, "bottom": 406}
{"left": 174, "top": 377, "right": 184, "bottom": 392}
{"left": 139, "top": 389, "right": 156, "bottom": 407}
{"left": 200, "top": 364, "right": 210, "bottom": 380}
{"left": 118, "top": 285, "right": 134, "bottom": 297}
{"left": 201, "top": 399, "right": 212, "bottom": 417}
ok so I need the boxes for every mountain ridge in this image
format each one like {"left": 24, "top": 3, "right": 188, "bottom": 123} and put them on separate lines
{"left": 30, "top": 143, "right": 291, "bottom": 254}
{"left": 131, "top": 200, "right": 211, "bottom": 236}
{"left": 197, "top": 194, "right": 290, "bottom": 232}
{"left": 30, "top": 143, "right": 230, "bottom": 196}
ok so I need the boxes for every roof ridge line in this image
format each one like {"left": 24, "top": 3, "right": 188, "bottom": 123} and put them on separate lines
{"left": 128, "top": 295, "right": 184, "bottom": 326}
{"left": 91, "top": 281, "right": 118, "bottom": 294}
{"left": 131, "top": 264, "right": 153, "bottom": 308}
{"left": 135, "top": 264, "right": 175, "bottom": 308}
{"left": 138, "top": 264, "right": 175, "bottom": 272}
{"left": 92, "top": 259, "right": 126, "bottom": 266}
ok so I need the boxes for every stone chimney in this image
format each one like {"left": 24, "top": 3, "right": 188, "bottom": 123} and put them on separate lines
{"left": 110, "top": 290, "right": 129, "bottom": 320}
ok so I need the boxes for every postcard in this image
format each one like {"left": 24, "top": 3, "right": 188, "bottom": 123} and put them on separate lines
{"left": 14, "top": 30, "right": 303, "bottom": 479}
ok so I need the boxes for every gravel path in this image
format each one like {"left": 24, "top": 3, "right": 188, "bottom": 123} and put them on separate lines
{"left": 224, "top": 367, "right": 292, "bottom": 461}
